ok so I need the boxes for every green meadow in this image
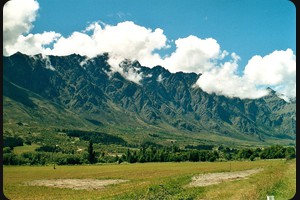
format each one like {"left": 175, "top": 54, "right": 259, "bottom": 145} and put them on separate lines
{"left": 3, "top": 159, "right": 295, "bottom": 200}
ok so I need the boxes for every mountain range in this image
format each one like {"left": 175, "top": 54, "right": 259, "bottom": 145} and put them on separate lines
{"left": 3, "top": 52, "right": 296, "bottom": 147}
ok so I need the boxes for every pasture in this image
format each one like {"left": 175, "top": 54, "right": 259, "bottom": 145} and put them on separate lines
{"left": 3, "top": 159, "right": 295, "bottom": 200}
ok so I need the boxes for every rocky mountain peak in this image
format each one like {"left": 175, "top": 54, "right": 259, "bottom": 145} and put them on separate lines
{"left": 3, "top": 52, "right": 296, "bottom": 145}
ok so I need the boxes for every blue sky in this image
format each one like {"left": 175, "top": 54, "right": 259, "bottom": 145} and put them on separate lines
{"left": 31, "top": 0, "right": 296, "bottom": 71}
{"left": 3, "top": 0, "right": 296, "bottom": 100}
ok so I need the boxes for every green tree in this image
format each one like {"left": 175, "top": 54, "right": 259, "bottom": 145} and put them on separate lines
{"left": 88, "top": 140, "right": 96, "bottom": 164}
{"left": 3, "top": 147, "right": 12, "bottom": 153}
{"left": 126, "top": 149, "right": 131, "bottom": 162}
{"left": 188, "top": 150, "right": 199, "bottom": 162}
{"left": 237, "top": 148, "right": 253, "bottom": 159}
{"left": 285, "top": 147, "right": 296, "bottom": 160}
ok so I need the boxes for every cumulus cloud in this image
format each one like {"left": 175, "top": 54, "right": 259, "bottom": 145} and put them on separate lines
{"left": 3, "top": 0, "right": 61, "bottom": 56}
{"left": 47, "top": 21, "right": 168, "bottom": 67}
{"left": 244, "top": 49, "right": 296, "bottom": 98}
{"left": 9, "top": 32, "right": 61, "bottom": 55}
{"left": 3, "top": 0, "right": 39, "bottom": 55}
{"left": 196, "top": 53, "right": 269, "bottom": 99}
{"left": 44, "top": 31, "right": 96, "bottom": 56}
{"left": 196, "top": 49, "right": 296, "bottom": 99}
{"left": 163, "top": 36, "right": 224, "bottom": 73}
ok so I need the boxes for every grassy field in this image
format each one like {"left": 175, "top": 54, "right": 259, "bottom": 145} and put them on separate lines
{"left": 13, "top": 144, "right": 40, "bottom": 155}
{"left": 3, "top": 159, "right": 295, "bottom": 200}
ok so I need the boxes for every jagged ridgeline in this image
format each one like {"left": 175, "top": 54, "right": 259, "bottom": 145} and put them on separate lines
{"left": 3, "top": 52, "right": 296, "bottom": 146}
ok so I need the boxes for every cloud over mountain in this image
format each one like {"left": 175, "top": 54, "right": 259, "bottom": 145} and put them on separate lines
{"left": 244, "top": 49, "right": 296, "bottom": 98}
{"left": 195, "top": 49, "right": 296, "bottom": 99}
{"left": 195, "top": 53, "right": 269, "bottom": 99}
{"left": 163, "top": 36, "right": 224, "bottom": 74}
{"left": 3, "top": 0, "right": 296, "bottom": 100}
{"left": 46, "top": 21, "right": 168, "bottom": 66}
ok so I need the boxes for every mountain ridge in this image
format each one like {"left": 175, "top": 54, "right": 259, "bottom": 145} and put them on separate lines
{"left": 3, "top": 52, "right": 296, "bottom": 146}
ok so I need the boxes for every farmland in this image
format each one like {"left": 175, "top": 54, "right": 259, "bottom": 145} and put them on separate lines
{"left": 3, "top": 159, "right": 295, "bottom": 200}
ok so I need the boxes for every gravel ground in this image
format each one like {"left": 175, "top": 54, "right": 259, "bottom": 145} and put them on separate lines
{"left": 25, "top": 179, "right": 128, "bottom": 190}
{"left": 189, "top": 168, "right": 263, "bottom": 187}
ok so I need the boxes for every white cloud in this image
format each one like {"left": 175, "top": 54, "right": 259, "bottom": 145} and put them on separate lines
{"left": 45, "top": 31, "right": 95, "bottom": 56}
{"left": 96, "top": 21, "right": 167, "bottom": 67}
{"left": 196, "top": 49, "right": 296, "bottom": 99}
{"left": 144, "top": 74, "right": 153, "bottom": 78}
{"left": 157, "top": 74, "right": 163, "bottom": 82}
{"left": 108, "top": 59, "right": 143, "bottom": 85}
{"left": 30, "top": 54, "right": 55, "bottom": 71}
{"left": 3, "top": 0, "right": 61, "bottom": 56}
{"left": 244, "top": 49, "right": 296, "bottom": 98}
{"left": 162, "top": 36, "right": 222, "bottom": 73}
{"left": 9, "top": 32, "right": 61, "bottom": 55}
{"left": 41, "top": 54, "right": 56, "bottom": 71}
{"left": 3, "top": 0, "right": 39, "bottom": 55}
{"left": 48, "top": 21, "right": 168, "bottom": 66}
{"left": 123, "top": 68, "right": 143, "bottom": 84}
{"left": 196, "top": 53, "right": 269, "bottom": 99}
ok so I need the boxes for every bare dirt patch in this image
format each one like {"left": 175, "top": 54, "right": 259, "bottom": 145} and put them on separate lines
{"left": 25, "top": 179, "right": 128, "bottom": 190}
{"left": 189, "top": 168, "right": 263, "bottom": 187}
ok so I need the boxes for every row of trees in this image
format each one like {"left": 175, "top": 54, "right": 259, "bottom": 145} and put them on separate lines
{"left": 3, "top": 151, "right": 88, "bottom": 165}
{"left": 3, "top": 142, "right": 295, "bottom": 165}
{"left": 116, "top": 144, "right": 296, "bottom": 164}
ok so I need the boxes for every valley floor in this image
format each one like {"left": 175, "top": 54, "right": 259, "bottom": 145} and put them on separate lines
{"left": 3, "top": 159, "right": 295, "bottom": 200}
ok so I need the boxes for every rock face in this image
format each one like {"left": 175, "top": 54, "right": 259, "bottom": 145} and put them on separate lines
{"left": 3, "top": 52, "right": 296, "bottom": 142}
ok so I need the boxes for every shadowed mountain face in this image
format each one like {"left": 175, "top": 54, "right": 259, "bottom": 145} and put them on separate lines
{"left": 3, "top": 52, "right": 296, "bottom": 144}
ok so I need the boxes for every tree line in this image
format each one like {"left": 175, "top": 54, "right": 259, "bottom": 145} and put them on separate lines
{"left": 3, "top": 142, "right": 295, "bottom": 165}
{"left": 111, "top": 144, "right": 295, "bottom": 164}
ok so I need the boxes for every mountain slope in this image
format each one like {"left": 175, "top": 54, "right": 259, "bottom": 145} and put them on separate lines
{"left": 3, "top": 52, "right": 296, "bottom": 146}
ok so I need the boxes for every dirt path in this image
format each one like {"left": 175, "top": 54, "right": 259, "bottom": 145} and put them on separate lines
{"left": 26, "top": 179, "right": 128, "bottom": 190}
{"left": 25, "top": 169, "right": 263, "bottom": 190}
{"left": 189, "top": 168, "right": 263, "bottom": 187}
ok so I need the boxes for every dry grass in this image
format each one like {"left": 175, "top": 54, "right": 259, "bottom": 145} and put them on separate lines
{"left": 3, "top": 159, "right": 295, "bottom": 200}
